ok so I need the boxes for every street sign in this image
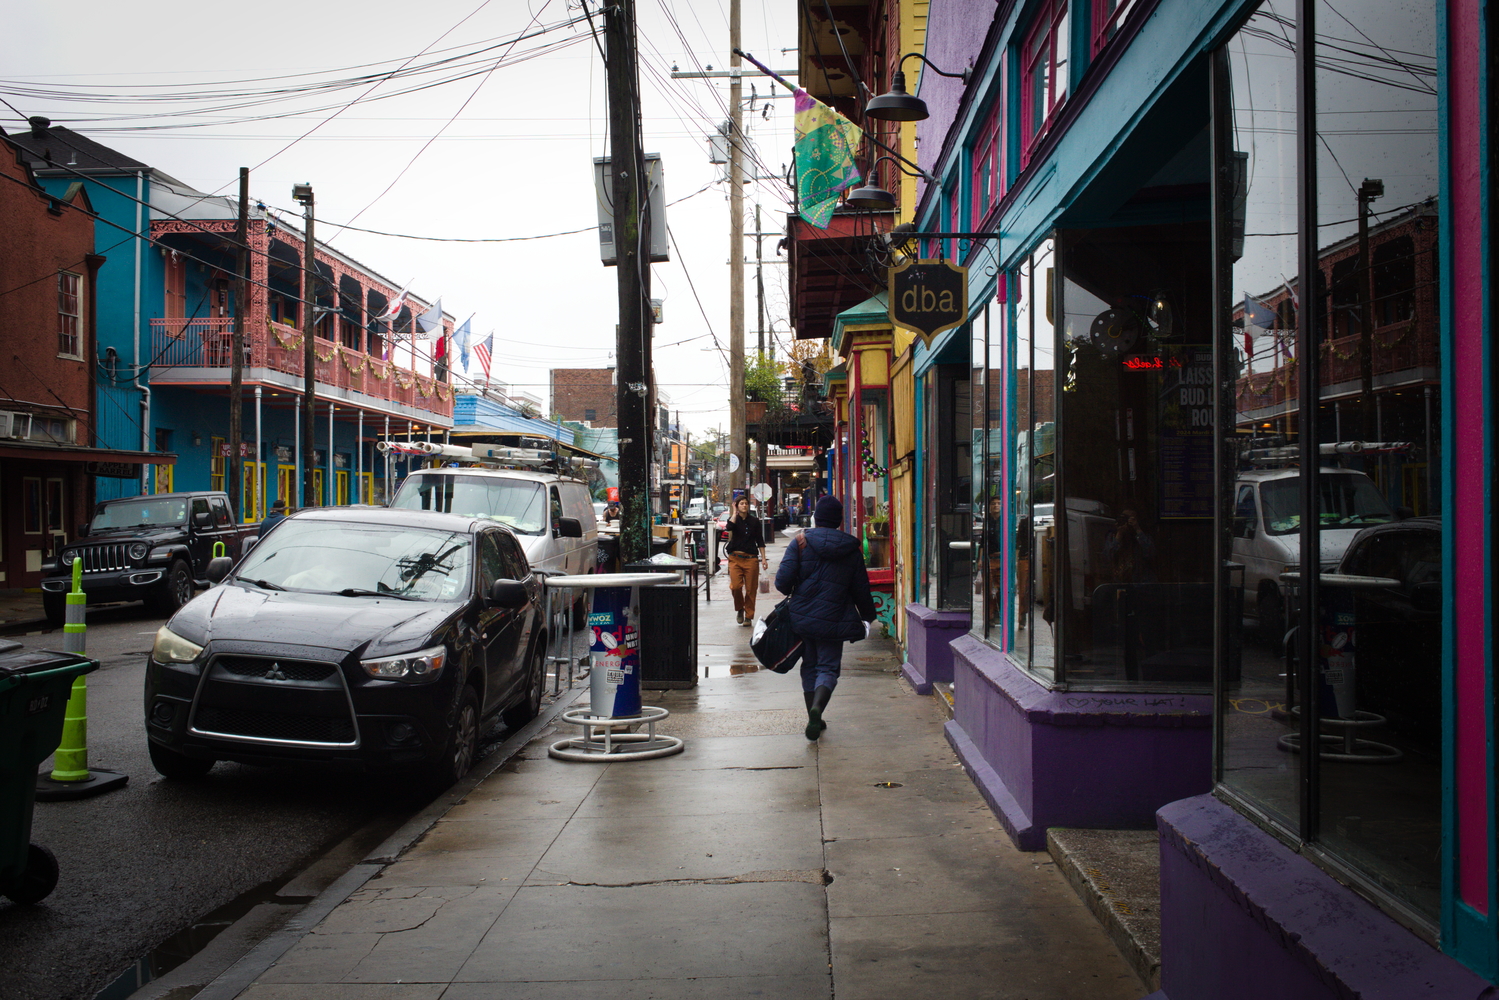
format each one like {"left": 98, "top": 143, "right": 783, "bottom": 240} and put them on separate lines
{"left": 729, "top": 453, "right": 741, "bottom": 473}
{"left": 751, "top": 483, "right": 771, "bottom": 501}
{"left": 889, "top": 258, "right": 969, "bottom": 346}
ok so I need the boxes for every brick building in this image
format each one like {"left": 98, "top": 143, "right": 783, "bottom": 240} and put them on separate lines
{"left": 549, "top": 367, "right": 616, "bottom": 427}
{"left": 0, "top": 128, "right": 161, "bottom": 589}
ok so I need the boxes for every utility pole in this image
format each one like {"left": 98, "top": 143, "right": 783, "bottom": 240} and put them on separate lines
{"left": 728, "top": 0, "right": 747, "bottom": 494}
{"left": 1356, "top": 177, "right": 1382, "bottom": 442}
{"left": 605, "top": 0, "right": 652, "bottom": 565}
{"left": 293, "top": 182, "right": 316, "bottom": 509}
{"left": 230, "top": 167, "right": 247, "bottom": 521}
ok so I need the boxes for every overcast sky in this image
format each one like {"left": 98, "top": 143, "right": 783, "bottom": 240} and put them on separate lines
{"left": 3, "top": 0, "right": 799, "bottom": 440}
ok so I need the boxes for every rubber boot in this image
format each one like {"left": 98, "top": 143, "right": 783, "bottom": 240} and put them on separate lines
{"left": 805, "top": 685, "right": 832, "bottom": 741}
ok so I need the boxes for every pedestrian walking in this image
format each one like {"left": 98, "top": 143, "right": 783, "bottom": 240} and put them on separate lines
{"left": 723, "top": 496, "right": 768, "bottom": 625}
{"left": 258, "top": 498, "right": 288, "bottom": 537}
{"left": 775, "top": 496, "right": 877, "bottom": 741}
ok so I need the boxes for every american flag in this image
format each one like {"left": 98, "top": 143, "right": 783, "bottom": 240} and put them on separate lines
{"left": 472, "top": 332, "right": 494, "bottom": 378}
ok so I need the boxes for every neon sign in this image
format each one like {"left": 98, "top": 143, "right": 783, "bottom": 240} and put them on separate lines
{"left": 1122, "top": 355, "right": 1184, "bottom": 370}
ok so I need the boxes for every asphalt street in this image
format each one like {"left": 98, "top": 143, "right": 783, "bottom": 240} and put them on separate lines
{"left": 0, "top": 603, "right": 440, "bottom": 1000}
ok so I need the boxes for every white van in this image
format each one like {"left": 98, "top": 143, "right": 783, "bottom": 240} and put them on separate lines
{"left": 390, "top": 468, "right": 599, "bottom": 618}
{"left": 683, "top": 497, "right": 708, "bottom": 524}
{"left": 1232, "top": 467, "right": 1395, "bottom": 635}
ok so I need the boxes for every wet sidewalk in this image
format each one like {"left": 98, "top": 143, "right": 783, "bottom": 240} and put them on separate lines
{"left": 187, "top": 529, "right": 1146, "bottom": 999}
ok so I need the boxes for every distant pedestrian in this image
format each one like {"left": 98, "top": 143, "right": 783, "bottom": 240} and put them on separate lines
{"left": 603, "top": 502, "right": 621, "bottom": 524}
{"left": 258, "top": 498, "right": 288, "bottom": 537}
{"left": 724, "top": 496, "right": 768, "bottom": 626}
{"left": 775, "top": 496, "right": 877, "bottom": 741}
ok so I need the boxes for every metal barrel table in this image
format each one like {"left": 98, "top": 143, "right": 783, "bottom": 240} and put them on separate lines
{"left": 542, "top": 572, "right": 686, "bottom": 762}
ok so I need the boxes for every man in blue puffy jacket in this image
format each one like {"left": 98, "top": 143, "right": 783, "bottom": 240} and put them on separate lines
{"left": 775, "top": 496, "right": 877, "bottom": 741}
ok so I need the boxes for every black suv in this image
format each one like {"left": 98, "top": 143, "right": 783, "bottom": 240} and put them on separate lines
{"left": 41, "top": 492, "right": 252, "bottom": 624}
{"left": 143, "top": 507, "right": 548, "bottom": 791}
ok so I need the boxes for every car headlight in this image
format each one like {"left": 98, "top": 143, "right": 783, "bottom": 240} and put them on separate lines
{"left": 128, "top": 542, "right": 150, "bottom": 561}
{"left": 58, "top": 548, "right": 78, "bottom": 566}
{"left": 152, "top": 626, "right": 204, "bottom": 664}
{"left": 361, "top": 645, "right": 447, "bottom": 681}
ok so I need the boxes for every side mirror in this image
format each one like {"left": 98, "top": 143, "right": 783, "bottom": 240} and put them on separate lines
{"left": 206, "top": 556, "right": 234, "bottom": 584}
{"left": 241, "top": 536, "right": 258, "bottom": 555}
{"left": 1395, "top": 506, "right": 1415, "bottom": 521}
{"left": 78, "top": 523, "right": 90, "bottom": 537}
{"left": 1410, "top": 580, "right": 1441, "bottom": 614}
{"left": 1234, "top": 517, "right": 1256, "bottom": 539}
{"left": 193, "top": 511, "right": 212, "bottom": 527}
{"left": 555, "top": 516, "right": 583, "bottom": 539}
{"left": 488, "top": 579, "right": 529, "bottom": 609}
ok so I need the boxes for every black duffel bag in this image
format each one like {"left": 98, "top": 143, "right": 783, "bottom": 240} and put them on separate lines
{"left": 750, "top": 597, "right": 804, "bottom": 674}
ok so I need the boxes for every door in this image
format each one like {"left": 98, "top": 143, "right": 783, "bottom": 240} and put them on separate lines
{"left": 207, "top": 496, "right": 236, "bottom": 557}
{"left": 335, "top": 470, "right": 349, "bottom": 506}
{"left": 475, "top": 529, "right": 524, "bottom": 713}
{"left": 311, "top": 470, "right": 324, "bottom": 507}
{"left": 359, "top": 472, "right": 374, "bottom": 505}
{"left": 187, "top": 496, "right": 214, "bottom": 570}
{"left": 276, "top": 465, "right": 296, "bottom": 510}
{"left": 243, "top": 462, "right": 265, "bottom": 522}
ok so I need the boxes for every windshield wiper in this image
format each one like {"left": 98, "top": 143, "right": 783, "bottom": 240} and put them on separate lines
{"left": 243, "top": 578, "right": 285, "bottom": 592}
{"left": 337, "top": 587, "right": 419, "bottom": 601}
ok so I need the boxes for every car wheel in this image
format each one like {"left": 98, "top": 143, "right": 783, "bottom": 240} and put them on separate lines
{"left": 148, "top": 739, "right": 215, "bottom": 779}
{"left": 1259, "top": 584, "right": 1285, "bottom": 643}
{"left": 424, "top": 686, "right": 480, "bottom": 793}
{"left": 150, "top": 560, "right": 194, "bottom": 615}
{"left": 503, "top": 642, "right": 546, "bottom": 728}
{"left": 42, "top": 591, "right": 65, "bottom": 627}
{"left": 3, "top": 844, "right": 59, "bottom": 905}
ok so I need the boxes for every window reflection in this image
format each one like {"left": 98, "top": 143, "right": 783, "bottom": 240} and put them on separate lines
{"left": 1217, "top": 0, "right": 1442, "bottom": 926}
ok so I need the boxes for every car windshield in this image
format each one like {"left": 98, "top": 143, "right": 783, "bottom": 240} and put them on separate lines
{"left": 1260, "top": 475, "right": 1395, "bottom": 536}
{"left": 234, "top": 520, "right": 472, "bottom": 601}
{"left": 91, "top": 498, "right": 188, "bottom": 530}
{"left": 390, "top": 475, "right": 547, "bottom": 535}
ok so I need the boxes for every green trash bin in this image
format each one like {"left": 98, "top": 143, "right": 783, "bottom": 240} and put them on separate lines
{"left": 0, "top": 646, "right": 97, "bottom": 905}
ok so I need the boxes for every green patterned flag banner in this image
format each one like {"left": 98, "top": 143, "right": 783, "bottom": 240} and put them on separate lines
{"left": 794, "top": 88, "right": 863, "bottom": 229}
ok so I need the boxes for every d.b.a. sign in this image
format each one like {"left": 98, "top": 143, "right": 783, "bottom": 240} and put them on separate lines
{"left": 888, "top": 259, "right": 968, "bottom": 346}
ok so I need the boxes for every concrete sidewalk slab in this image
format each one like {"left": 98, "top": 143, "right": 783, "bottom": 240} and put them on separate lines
{"left": 214, "top": 538, "right": 1147, "bottom": 1000}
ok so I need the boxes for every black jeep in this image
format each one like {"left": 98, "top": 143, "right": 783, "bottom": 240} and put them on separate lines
{"left": 40, "top": 492, "right": 254, "bottom": 624}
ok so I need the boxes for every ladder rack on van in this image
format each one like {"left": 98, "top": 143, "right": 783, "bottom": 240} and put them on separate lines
{"left": 375, "top": 439, "right": 599, "bottom": 475}
{"left": 1241, "top": 440, "right": 1413, "bottom": 467}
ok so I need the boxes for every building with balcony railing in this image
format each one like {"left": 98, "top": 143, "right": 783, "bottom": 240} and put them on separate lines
{"left": 9, "top": 121, "right": 454, "bottom": 520}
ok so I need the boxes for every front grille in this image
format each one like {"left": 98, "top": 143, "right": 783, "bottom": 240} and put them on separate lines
{"left": 191, "top": 654, "right": 358, "bottom": 747}
{"left": 79, "top": 544, "right": 130, "bottom": 573}
{"left": 216, "top": 656, "right": 335, "bottom": 682}
{"left": 194, "top": 706, "right": 356, "bottom": 744}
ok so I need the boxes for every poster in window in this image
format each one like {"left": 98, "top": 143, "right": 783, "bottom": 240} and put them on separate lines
{"left": 1156, "top": 349, "right": 1214, "bottom": 519}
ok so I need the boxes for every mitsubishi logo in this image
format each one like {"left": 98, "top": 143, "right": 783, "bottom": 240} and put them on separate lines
{"left": 264, "top": 663, "right": 288, "bottom": 681}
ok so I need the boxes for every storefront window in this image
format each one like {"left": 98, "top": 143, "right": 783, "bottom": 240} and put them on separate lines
{"left": 1215, "top": 0, "right": 1441, "bottom": 926}
{"left": 1054, "top": 221, "right": 1214, "bottom": 687}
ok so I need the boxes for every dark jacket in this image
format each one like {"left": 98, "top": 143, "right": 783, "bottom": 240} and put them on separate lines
{"left": 775, "top": 528, "right": 877, "bottom": 641}
{"left": 723, "top": 514, "right": 764, "bottom": 556}
{"left": 257, "top": 510, "right": 287, "bottom": 538}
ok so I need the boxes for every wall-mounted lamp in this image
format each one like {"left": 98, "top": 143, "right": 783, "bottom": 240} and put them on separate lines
{"left": 191, "top": 432, "right": 203, "bottom": 446}
{"left": 864, "top": 53, "right": 972, "bottom": 122}
{"left": 845, "top": 156, "right": 930, "bottom": 210}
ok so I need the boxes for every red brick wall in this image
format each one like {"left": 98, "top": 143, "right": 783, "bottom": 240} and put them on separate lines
{"left": 550, "top": 368, "right": 617, "bottom": 427}
{"left": 0, "top": 138, "right": 99, "bottom": 586}
{"left": 0, "top": 143, "right": 96, "bottom": 428}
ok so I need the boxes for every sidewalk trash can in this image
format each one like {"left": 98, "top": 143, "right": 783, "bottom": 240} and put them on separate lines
{"left": 0, "top": 646, "right": 97, "bottom": 904}
{"left": 625, "top": 556, "right": 698, "bottom": 690}
{"left": 762, "top": 520, "right": 776, "bottom": 545}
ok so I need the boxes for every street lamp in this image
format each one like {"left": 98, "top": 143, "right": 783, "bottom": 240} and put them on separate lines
{"left": 863, "top": 53, "right": 972, "bottom": 122}
{"left": 292, "top": 183, "right": 316, "bottom": 508}
{"left": 845, "top": 156, "right": 931, "bottom": 210}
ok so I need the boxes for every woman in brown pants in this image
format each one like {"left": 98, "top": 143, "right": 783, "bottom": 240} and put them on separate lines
{"left": 723, "top": 496, "right": 768, "bottom": 625}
